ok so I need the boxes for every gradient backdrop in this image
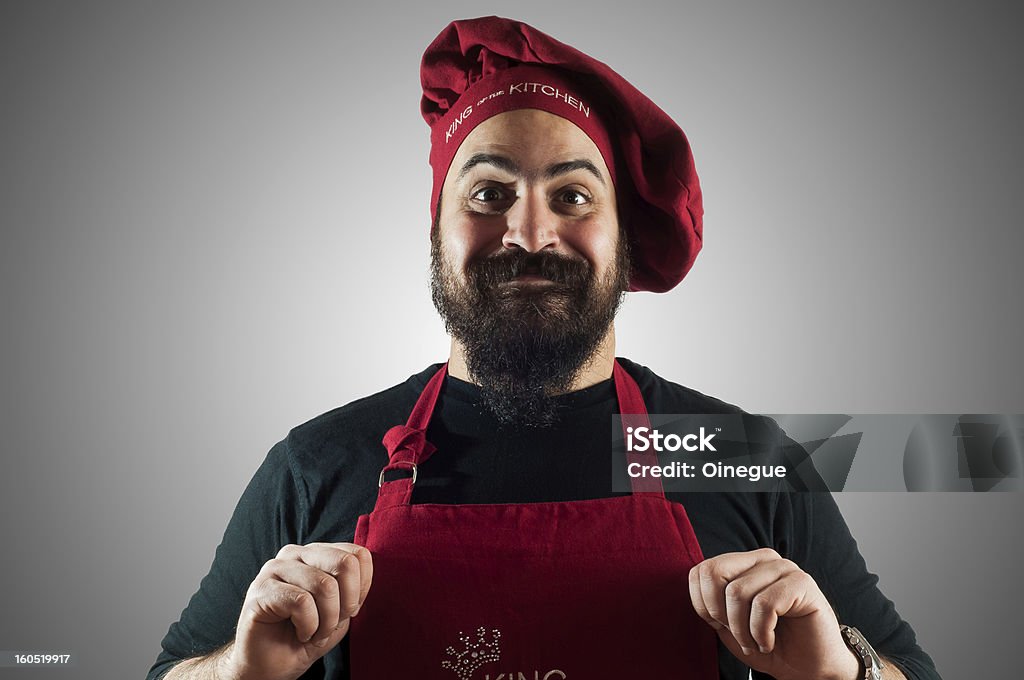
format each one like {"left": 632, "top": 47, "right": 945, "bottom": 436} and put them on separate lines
{"left": 1, "top": 2, "right": 1021, "bottom": 678}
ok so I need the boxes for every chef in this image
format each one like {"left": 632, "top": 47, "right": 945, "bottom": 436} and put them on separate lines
{"left": 151, "top": 16, "right": 940, "bottom": 680}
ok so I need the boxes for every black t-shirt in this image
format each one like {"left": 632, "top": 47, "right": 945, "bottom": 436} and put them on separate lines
{"left": 148, "top": 359, "right": 940, "bottom": 680}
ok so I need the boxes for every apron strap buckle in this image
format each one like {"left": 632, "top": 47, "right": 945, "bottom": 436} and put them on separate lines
{"left": 379, "top": 461, "right": 418, "bottom": 488}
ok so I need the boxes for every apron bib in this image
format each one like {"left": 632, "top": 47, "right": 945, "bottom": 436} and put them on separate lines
{"left": 350, "top": 361, "right": 718, "bottom": 679}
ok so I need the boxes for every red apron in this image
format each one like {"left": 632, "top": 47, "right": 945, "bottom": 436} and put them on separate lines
{"left": 351, "top": 361, "right": 718, "bottom": 679}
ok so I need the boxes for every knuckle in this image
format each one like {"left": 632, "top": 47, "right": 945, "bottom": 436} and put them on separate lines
{"left": 252, "top": 578, "right": 274, "bottom": 599}
{"left": 313, "top": 573, "right": 339, "bottom": 598}
{"left": 756, "top": 547, "right": 781, "bottom": 560}
{"left": 261, "top": 557, "right": 286, "bottom": 574}
{"left": 723, "top": 580, "right": 748, "bottom": 603}
{"left": 276, "top": 543, "right": 301, "bottom": 559}
{"left": 342, "top": 551, "right": 362, "bottom": 570}
{"left": 327, "top": 552, "right": 352, "bottom": 576}
{"left": 697, "top": 562, "right": 718, "bottom": 582}
{"left": 289, "top": 588, "right": 315, "bottom": 610}
{"left": 750, "top": 591, "right": 773, "bottom": 615}
{"left": 242, "top": 583, "right": 262, "bottom": 607}
{"left": 249, "top": 579, "right": 282, "bottom": 609}
{"left": 257, "top": 557, "right": 292, "bottom": 583}
{"left": 253, "top": 563, "right": 273, "bottom": 582}
{"left": 794, "top": 569, "right": 816, "bottom": 589}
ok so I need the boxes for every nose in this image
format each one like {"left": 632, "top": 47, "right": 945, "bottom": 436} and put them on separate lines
{"left": 501, "top": 191, "right": 560, "bottom": 253}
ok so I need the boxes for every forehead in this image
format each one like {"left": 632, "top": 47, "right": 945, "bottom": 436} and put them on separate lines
{"left": 444, "top": 109, "right": 611, "bottom": 183}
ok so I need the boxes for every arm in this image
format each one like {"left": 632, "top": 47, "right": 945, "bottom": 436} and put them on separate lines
{"left": 880, "top": 657, "right": 909, "bottom": 680}
{"left": 164, "top": 543, "right": 372, "bottom": 680}
{"left": 689, "top": 490, "right": 940, "bottom": 680}
{"left": 798, "top": 492, "right": 939, "bottom": 680}
{"left": 163, "top": 644, "right": 233, "bottom": 680}
{"left": 689, "top": 548, "right": 911, "bottom": 680}
{"left": 148, "top": 441, "right": 370, "bottom": 680}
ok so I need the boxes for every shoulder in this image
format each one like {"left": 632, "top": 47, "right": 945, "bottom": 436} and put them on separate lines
{"left": 283, "top": 364, "right": 444, "bottom": 471}
{"left": 620, "top": 357, "right": 814, "bottom": 487}
{"left": 258, "top": 364, "right": 447, "bottom": 540}
{"left": 617, "top": 356, "right": 745, "bottom": 415}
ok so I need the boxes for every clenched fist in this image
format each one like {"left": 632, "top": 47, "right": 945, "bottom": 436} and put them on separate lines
{"left": 219, "top": 542, "right": 373, "bottom": 680}
{"left": 688, "top": 548, "right": 862, "bottom": 680}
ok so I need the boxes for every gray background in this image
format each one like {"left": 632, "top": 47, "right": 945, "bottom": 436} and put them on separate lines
{"left": 1, "top": 1, "right": 1020, "bottom": 678}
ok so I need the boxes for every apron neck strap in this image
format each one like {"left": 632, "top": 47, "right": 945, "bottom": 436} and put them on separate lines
{"left": 375, "top": 360, "right": 664, "bottom": 510}
{"left": 613, "top": 361, "right": 664, "bottom": 498}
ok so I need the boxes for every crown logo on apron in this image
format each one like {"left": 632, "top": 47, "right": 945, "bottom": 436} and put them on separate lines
{"left": 441, "top": 627, "right": 502, "bottom": 679}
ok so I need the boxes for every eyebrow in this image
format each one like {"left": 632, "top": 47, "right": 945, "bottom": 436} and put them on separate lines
{"left": 456, "top": 153, "right": 606, "bottom": 186}
{"left": 544, "top": 159, "right": 605, "bottom": 186}
{"left": 456, "top": 153, "right": 521, "bottom": 181}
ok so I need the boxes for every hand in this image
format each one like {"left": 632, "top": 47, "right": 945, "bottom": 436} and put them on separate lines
{"left": 220, "top": 543, "right": 373, "bottom": 680}
{"left": 688, "top": 548, "right": 860, "bottom": 680}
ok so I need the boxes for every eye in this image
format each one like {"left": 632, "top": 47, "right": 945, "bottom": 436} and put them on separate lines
{"left": 468, "top": 184, "right": 515, "bottom": 214}
{"left": 470, "top": 186, "right": 507, "bottom": 203}
{"left": 557, "top": 188, "right": 591, "bottom": 206}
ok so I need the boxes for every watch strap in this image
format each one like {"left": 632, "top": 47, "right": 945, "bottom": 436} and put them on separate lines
{"left": 840, "top": 625, "right": 884, "bottom": 680}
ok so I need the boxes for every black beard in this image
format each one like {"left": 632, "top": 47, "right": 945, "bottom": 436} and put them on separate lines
{"left": 430, "top": 233, "right": 630, "bottom": 428}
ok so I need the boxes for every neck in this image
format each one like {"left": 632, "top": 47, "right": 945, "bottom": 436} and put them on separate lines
{"left": 447, "top": 325, "right": 617, "bottom": 393}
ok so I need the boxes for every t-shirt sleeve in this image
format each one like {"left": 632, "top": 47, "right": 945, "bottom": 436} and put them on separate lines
{"left": 763, "top": 491, "right": 941, "bottom": 680}
{"left": 146, "top": 439, "right": 308, "bottom": 680}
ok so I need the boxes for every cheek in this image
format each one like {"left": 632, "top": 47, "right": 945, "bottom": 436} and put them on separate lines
{"left": 567, "top": 220, "right": 620, "bottom": 270}
{"left": 440, "top": 215, "right": 507, "bottom": 264}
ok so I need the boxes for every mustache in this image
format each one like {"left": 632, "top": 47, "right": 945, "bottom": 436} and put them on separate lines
{"left": 467, "top": 250, "right": 592, "bottom": 289}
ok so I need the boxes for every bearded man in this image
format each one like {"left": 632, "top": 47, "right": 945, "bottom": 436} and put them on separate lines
{"left": 150, "top": 16, "right": 940, "bottom": 680}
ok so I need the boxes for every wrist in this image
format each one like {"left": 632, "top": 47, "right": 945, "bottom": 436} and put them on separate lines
{"left": 825, "top": 645, "right": 864, "bottom": 680}
{"left": 837, "top": 625, "right": 885, "bottom": 680}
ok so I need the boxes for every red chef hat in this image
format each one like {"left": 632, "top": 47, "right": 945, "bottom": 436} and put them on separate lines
{"left": 421, "top": 16, "right": 704, "bottom": 293}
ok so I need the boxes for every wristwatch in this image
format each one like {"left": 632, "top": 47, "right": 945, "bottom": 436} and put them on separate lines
{"left": 840, "top": 625, "right": 884, "bottom": 680}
